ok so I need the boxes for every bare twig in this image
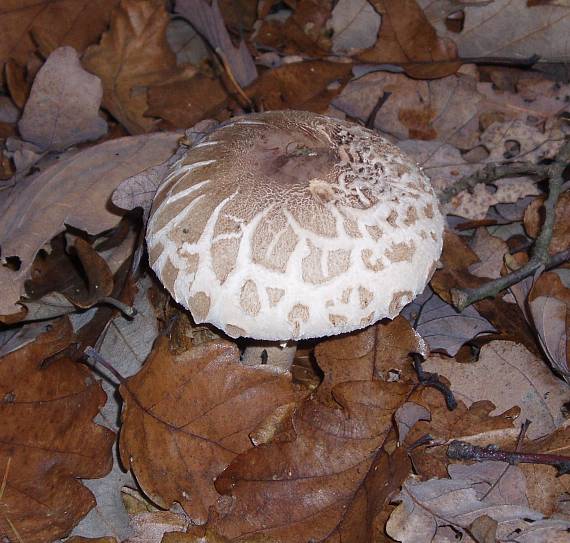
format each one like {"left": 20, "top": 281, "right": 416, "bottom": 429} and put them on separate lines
{"left": 412, "top": 353, "right": 458, "bottom": 410}
{"left": 451, "top": 139, "right": 570, "bottom": 311}
{"left": 447, "top": 439, "right": 570, "bottom": 476}
{"left": 439, "top": 161, "right": 547, "bottom": 204}
{"left": 365, "top": 92, "right": 392, "bottom": 129}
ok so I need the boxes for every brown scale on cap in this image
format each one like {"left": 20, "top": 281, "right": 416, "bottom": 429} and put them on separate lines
{"left": 146, "top": 110, "right": 444, "bottom": 340}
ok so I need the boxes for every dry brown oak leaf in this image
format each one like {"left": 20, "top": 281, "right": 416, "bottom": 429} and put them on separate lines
{"left": 83, "top": 0, "right": 185, "bottom": 134}
{"left": 245, "top": 60, "right": 352, "bottom": 114}
{"left": 358, "top": 0, "right": 460, "bottom": 79}
{"left": 118, "top": 337, "right": 305, "bottom": 524}
{"left": 198, "top": 321, "right": 427, "bottom": 542}
{"left": 404, "top": 385, "right": 520, "bottom": 481}
{"left": 0, "top": 318, "right": 114, "bottom": 543}
{"left": 0, "top": 0, "right": 118, "bottom": 75}
{"left": 0, "top": 132, "right": 179, "bottom": 318}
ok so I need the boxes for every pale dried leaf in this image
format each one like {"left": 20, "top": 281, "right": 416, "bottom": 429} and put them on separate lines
{"left": 328, "top": 0, "right": 381, "bottom": 54}
{"left": 18, "top": 47, "right": 107, "bottom": 151}
{"left": 420, "top": 0, "right": 570, "bottom": 62}
{"left": 0, "top": 132, "right": 179, "bottom": 316}
{"left": 482, "top": 119, "right": 567, "bottom": 164}
{"left": 398, "top": 139, "right": 477, "bottom": 195}
{"left": 394, "top": 402, "right": 431, "bottom": 443}
{"left": 447, "top": 461, "right": 528, "bottom": 507}
{"left": 402, "top": 286, "right": 495, "bottom": 356}
{"left": 449, "top": 178, "right": 541, "bottom": 220}
{"left": 387, "top": 464, "right": 570, "bottom": 542}
{"left": 71, "top": 278, "right": 158, "bottom": 541}
{"left": 333, "top": 70, "right": 483, "bottom": 146}
{"left": 166, "top": 18, "right": 210, "bottom": 67}
{"left": 0, "top": 96, "right": 19, "bottom": 123}
{"left": 126, "top": 512, "right": 188, "bottom": 543}
{"left": 468, "top": 228, "right": 509, "bottom": 279}
{"left": 530, "top": 296, "right": 569, "bottom": 381}
{"left": 176, "top": 0, "right": 257, "bottom": 87}
{"left": 424, "top": 341, "right": 569, "bottom": 438}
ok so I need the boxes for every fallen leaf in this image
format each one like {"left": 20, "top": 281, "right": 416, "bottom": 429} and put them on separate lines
{"left": 314, "top": 316, "right": 427, "bottom": 396}
{"left": 421, "top": 0, "right": 570, "bottom": 62}
{"left": 0, "top": 0, "right": 118, "bottom": 73}
{"left": 119, "top": 337, "right": 303, "bottom": 523}
{"left": 431, "top": 232, "right": 541, "bottom": 356}
{"left": 247, "top": 60, "right": 352, "bottom": 112}
{"left": 447, "top": 461, "right": 528, "bottom": 507}
{"left": 524, "top": 191, "right": 570, "bottom": 255}
{"left": 358, "top": 0, "right": 460, "bottom": 79}
{"left": 398, "top": 139, "right": 477, "bottom": 195}
{"left": 481, "top": 118, "right": 567, "bottom": 163}
{"left": 18, "top": 47, "right": 107, "bottom": 152}
{"left": 68, "top": 537, "right": 118, "bottom": 543}
{"left": 82, "top": 0, "right": 181, "bottom": 134}
{"left": 405, "top": 385, "right": 520, "bottom": 479}
{"left": 528, "top": 272, "right": 570, "bottom": 382}
{"left": 402, "top": 286, "right": 495, "bottom": 356}
{"left": 334, "top": 71, "right": 479, "bottom": 144}
{"left": 211, "top": 380, "right": 413, "bottom": 542}
{"left": 327, "top": 0, "right": 381, "bottom": 54}
{"left": 71, "top": 278, "right": 158, "bottom": 541}
{"left": 424, "top": 341, "right": 570, "bottom": 439}
{"left": 519, "top": 421, "right": 570, "bottom": 516}
{"left": 386, "top": 469, "right": 570, "bottom": 542}
{"left": 198, "top": 320, "right": 428, "bottom": 542}
{"left": 468, "top": 228, "right": 509, "bottom": 279}
{"left": 125, "top": 511, "right": 188, "bottom": 543}
{"left": 146, "top": 75, "right": 228, "bottom": 130}
{"left": 0, "top": 132, "right": 179, "bottom": 317}
{"left": 175, "top": 0, "right": 257, "bottom": 88}
{"left": 0, "top": 319, "right": 114, "bottom": 543}
{"left": 166, "top": 18, "right": 210, "bottom": 67}
{"left": 254, "top": 0, "right": 333, "bottom": 57}
{"left": 25, "top": 236, "right": 113, "bottom": 311}
{"left": 449, "top": 178, "right": 542, "bottom": 220}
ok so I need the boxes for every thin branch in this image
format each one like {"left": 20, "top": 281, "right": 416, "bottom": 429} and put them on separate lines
{"left": 439, "top": 161, "right": 547, "bottom": 204}
{"left": 447, "top": 439, "right": 570, "bottom": 476}
{"left": 451, "top": 139, "right": 570, "bottom": 311}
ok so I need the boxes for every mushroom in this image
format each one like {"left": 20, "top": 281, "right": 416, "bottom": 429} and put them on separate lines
{"left": 146, "top": 110, "right": 444, "bottom": 368}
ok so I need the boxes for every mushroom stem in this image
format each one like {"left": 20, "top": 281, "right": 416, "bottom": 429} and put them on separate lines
{"left": 241, "top": 341, "right": 297, "bottom": 371}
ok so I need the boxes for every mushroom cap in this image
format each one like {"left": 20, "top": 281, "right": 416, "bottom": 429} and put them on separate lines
{"left": 147, "top": 110, "right": 444, "bottom": 340}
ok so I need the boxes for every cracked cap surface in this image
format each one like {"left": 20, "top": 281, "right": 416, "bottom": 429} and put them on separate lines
{"left": 147, "top": 110, "right": 444, "bottom": 340}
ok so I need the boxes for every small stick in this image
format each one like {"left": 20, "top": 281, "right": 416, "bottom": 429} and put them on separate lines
{"left": 84, "top": 346, "right": 126, "bottom": 384}
{"left": 366, "top": 92, "right": 392, "bottom": 129}
{"left": 447, "top": 439, "right": 570, "bottom": 475}
{"left": 451, "top": 139, "right": 570, "bottom": 311}
{"left": 412, "top": 353, "right": 458, "bottom": 410}
{"left": 439, "top": 161, "right": 547, "bottom": 204}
